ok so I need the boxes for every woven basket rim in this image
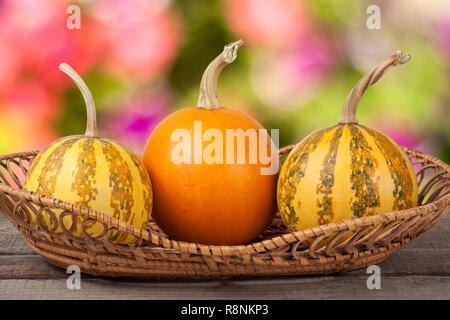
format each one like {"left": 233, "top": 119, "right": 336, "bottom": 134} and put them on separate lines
{"left": 0, "top": 146, "right": 448, "bottom": 256}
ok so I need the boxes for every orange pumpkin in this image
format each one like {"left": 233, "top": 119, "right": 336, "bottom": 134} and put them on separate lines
{"left": 143, "top": 40, "right": 278, "bottom": 245}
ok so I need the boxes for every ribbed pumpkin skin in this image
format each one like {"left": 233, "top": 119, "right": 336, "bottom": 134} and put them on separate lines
{"left": 277, "top": 124, "right": 418, "bottom": 231}
{"left": 23, "top": 135, "right": 153, "bottom": 243}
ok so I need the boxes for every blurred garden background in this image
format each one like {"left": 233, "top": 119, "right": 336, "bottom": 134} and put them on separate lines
{"left": 0, "top": 0, "right": 448, "bottom": 162}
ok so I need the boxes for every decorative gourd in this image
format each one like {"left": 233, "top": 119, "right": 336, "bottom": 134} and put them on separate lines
{"left": 277, "top": 50, "right": 418, "bottom": 231}
{"left": 143, "top": 40, "right": 278, "bottom": 245}
{"left": 23, "top": 63, "right": 153, "bottom": 243}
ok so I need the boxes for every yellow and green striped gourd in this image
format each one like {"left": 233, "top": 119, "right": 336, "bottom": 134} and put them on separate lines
{"left": 277, "top": 50, "right": 418, "bottom": 232}
{"left": 24, "top": 63, "right": 153, "bottom": 243}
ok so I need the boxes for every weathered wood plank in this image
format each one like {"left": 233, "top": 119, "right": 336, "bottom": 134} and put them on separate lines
{"left": 0, "top": 233, "right": 32, "bottom": 255}
{"left": 0, "top": 215, "right": 16, "bottom": 234}
{"left": 0, "top": 247, "right": 449, "bottom": 281}
{"left": 0, "top": 255, "right": 69, "bottom": 280}
{"left": 0, "top": 276, "right": 449, "bottom": 300}
{"left": 0, "top": 214, "right": 33, "bottom": 255}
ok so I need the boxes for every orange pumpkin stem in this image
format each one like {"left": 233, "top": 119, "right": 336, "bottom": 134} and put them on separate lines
{"left": 338, "top": 50, "right": 411, "bottom": 125}
{"left": 59, "top": 63, "right": 98, "bottom": 137}
{"left": 197, "top": 39, "right": 244, "bottom": 110}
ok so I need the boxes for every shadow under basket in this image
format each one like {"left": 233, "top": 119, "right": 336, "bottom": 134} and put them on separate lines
{"left": 0, "top": 146, "right": 448, "bottom": 278}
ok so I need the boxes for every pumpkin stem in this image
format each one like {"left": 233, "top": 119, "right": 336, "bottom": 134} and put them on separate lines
{"left": 197, "top": 39, "right": 244, "bottom": 110}
{"left": 59, "top": 63, "right": 98, "bottom": 137}
{"left": 338, "top": 50, "right": 411, "bottom": 124}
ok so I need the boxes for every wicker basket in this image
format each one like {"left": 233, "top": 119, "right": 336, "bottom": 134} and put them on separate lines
{"left": 0, "top": 146, "right": 448, "bottom": 278}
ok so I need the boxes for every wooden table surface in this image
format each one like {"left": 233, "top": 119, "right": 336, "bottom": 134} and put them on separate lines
{"left": 0, "top": 213, "right": 449, "bottom": 300}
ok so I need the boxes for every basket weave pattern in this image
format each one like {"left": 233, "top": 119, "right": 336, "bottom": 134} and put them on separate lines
{"left": 0, "top": 146, "right": 448, "bottom": 277}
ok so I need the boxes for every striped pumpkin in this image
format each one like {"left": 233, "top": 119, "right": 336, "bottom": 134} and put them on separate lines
{"left": 23, "top": 64, "right": 152, "bottom": 243}
{"left": 277, "top": 50, "right": 418, "bottom": 232}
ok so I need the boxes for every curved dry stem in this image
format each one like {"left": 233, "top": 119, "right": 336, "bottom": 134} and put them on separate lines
{"left": 197, "top": 40, "right": 244, "bottom": 110}
{"left": 59, "top": 63, "right": 98, "bottom": 137}
{"left": 338, "top": 50, "right": 411, "bottom": 124}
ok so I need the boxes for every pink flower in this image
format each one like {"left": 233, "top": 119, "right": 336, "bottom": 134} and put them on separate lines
{"left": 0, "top": 0, "right": 100, "bottom": 90}
{"left": 436, "top": 18, "right": 450, "bottom": 58}
{"left": 2, "top": 81, "right": 59, "bottom": 123}
{"left": 102, "top": 91, "right": 170, "bottom": 154}
{"left": 283, "top": 36, "right": 336, "bottom": 86}
{"left": 0, "top": 40, "right": 21, "bottom": 93}
{"left": 224, "top": 0, "right": 310, "bottom": 48}
{"left": 371, "top": 117, "right": 430, "bottom": 153}
{"left": 379, "top": 127, "right": 428, "bottom": 152}
{"left": 91, "top": 0, "right": 182, "bottom": 80}
{"left": 252, "top": 34, "right": 336, "bottom": 108}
